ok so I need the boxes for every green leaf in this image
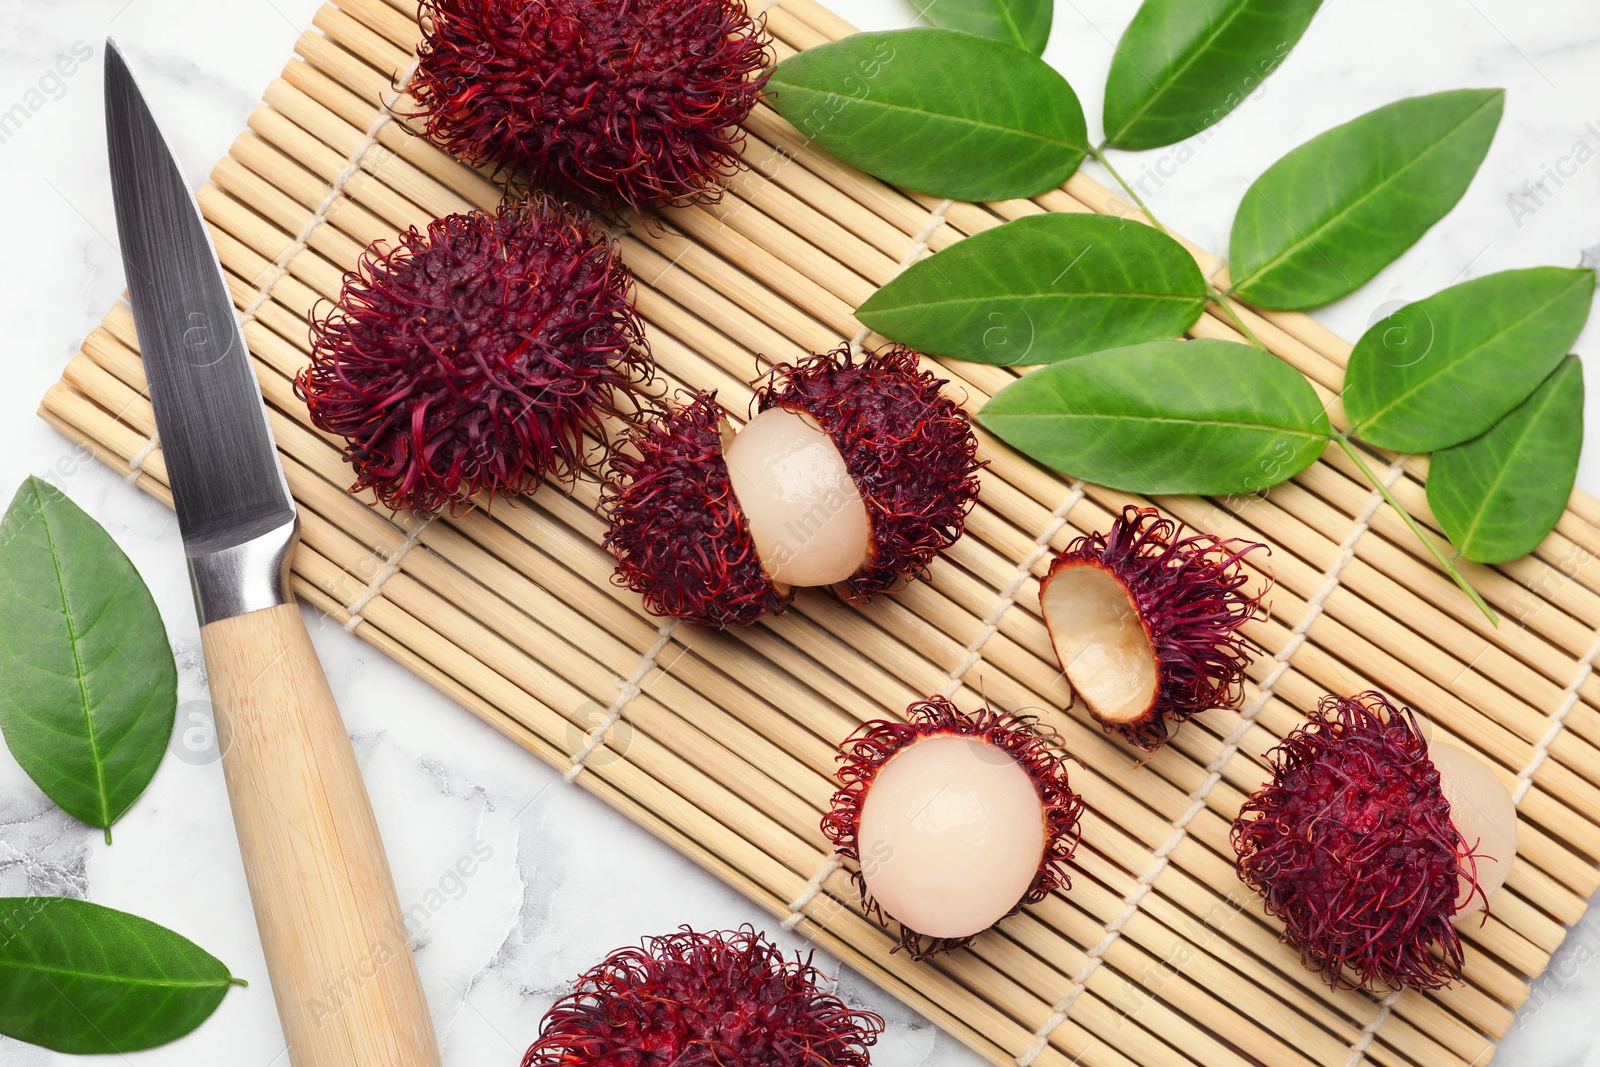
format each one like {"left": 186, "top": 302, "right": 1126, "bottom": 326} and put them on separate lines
{"left": 1229, "top": 89, "right": 1504, "bottom": 309}
{"left": 923, "top": 0, "right": 1052, "bottom": 54}
{"left": 1428, "top": 356, "right": 1584, "bottom": 564}
{"left": 857, "top": 213, "right": 1206, "bottom": 365}
{"left": 0, "top": 477, "right": 176, "bottom": 842}
{"left": 767, "top": 29, "right": 1088, "bottom": 200}
{"left": 1344, "top": 267, "right": 1594, "bottom": 451}
{"left": 1103, "top": 0, "right": 1323, "bottom": 151}
{"left": 979, "top": 338, "right": 1330, "bottom": 494}
{"left": 0, "top": 897, "right": 242, "bottom": 1053}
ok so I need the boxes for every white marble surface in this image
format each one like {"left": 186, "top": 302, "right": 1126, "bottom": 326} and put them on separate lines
{"left": 1, "top": 0, "right": 1599, "bottom": 1064}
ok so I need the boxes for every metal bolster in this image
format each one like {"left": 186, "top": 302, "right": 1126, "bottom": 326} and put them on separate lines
{"left": 188, "top": 517, "right": 299, "bottom": 625}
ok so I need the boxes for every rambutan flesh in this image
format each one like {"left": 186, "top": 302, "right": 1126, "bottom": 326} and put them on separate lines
{"left": 1039, "top": 506, "right": 1269, "bottom": 751}
{"left": 822, "top": 697, "right": 1083, "bottom": 958}
{"left": 1232, "top": 692, "right": 1517, "bottom": 990}
{"left": 521, "top": 926, "right": 883, "bottom": 1067}
{"left": 298, "top": 201, "right": 651, "bottom": 515}
{"left": 411, "top": 0, "right": 772, "bottom": 211}
{"left": 602, "top": 345, "right": 982, "bottom": 626}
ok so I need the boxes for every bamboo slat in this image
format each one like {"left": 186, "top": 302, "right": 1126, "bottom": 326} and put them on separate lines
{"left": 40, "top": 1, "right": 1600, "bottom": 1065}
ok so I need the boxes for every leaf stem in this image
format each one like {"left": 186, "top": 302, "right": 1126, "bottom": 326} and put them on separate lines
{"left": 1089, "top": 146, "right": 1169, "bottom": 234}
{"left": 1207, "top": 284, "right": 1268, "bottom": 351}
{"left": 1332, "top": 430, "right": 1498, "bottom": 626}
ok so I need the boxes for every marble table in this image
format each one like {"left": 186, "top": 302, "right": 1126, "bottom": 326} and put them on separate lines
{"left": 2, "top": 0, "right": 1598, "bottom": 1063}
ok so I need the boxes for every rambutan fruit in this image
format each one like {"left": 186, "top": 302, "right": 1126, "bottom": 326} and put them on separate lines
{"left": 1231, "top": 692, "right": 1518, "bottom": 990}
{"left": 297, "top": 200, "right": 652, "bottom": 516}
{"left": 821, "top": 697, "right": 1084, "bottom": 958}
{"left": 602, "top": 345, "right": 982, "bottom": 626}
{"left": 1039, "top": 506, "right": 1269, "bottom": 751}
{"left": 411, "top": 0, "right": 772, "bottom": 211}
{"left": 521, "top": 926, "right": 883, "bottom": 1067}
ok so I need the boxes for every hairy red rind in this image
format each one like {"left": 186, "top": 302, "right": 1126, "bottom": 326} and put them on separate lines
{"left": 602, "top": 393, "right": 790, "bottom": 626}
{"left": 758, "top": 345, "right": 983, "bottom": 601}
{"left": 522, "top": 926, "right": 882, "bottom": 1067}
{"left": 412, "top": 0, "right": 772, "bottom": 211}
{"left": 1047, "top": 506, "right": 1269, "bottom": 750}
{"left": 1232, "top": 692, "right": 1485, "bottom": 990}
{"left": 298, "top": 201, "right": 651, "bottom": 515}
{"left": 821, "top": 696, "right": 1083, "bottom": 958}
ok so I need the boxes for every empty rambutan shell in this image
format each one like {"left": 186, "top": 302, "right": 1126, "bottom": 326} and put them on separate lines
{"left": 298, "top": 200, "right": 652, "bottom": 516}
{"left": 411, "top": 0, "right": 772, "bottom": 211}
{"left": 521, "top": 926, "right": 883, "bottom": 1067}
{"left": 602, "top": 345, "right": 982, "bottom": 626}
{"left": 1232, "top": 692, "right": 1518, "bottom": 990}
{"left": 1039, "top": 506, "right": 1269, "bottom": 751}
{"left": 821, "top": 697, "right": 1083, "bottom": 958}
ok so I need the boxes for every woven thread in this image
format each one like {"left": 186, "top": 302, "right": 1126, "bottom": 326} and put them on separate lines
{"left": 1018, "top": 456, "right": 1409, "bottom": 1067}
{"left": 1511, "top": 630, "right": 1600, "bottom": 805}
{"left": 850, "top": 199, "right": 953, "bottom": 353}
{"left": 564, "top": 621, "right": 680, "bottom": 782}
{"left": 124, "top": 432, "right": 160, "bottom": 483}
{"left": 343, "top": 516, "right": 430, "bottom": 632}
{"left": 1342, "top": 989, "right": 1404, "bottom": 1067}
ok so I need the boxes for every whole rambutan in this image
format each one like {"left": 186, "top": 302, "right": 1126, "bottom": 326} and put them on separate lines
{"left": 1232, "top": 692, "right": 1517, "bottom": 990}
{"left": 297, "top": 201, "right": 652, "bottom": 515}
{"left": 602, "top": 345, "right": 983, "bottom": 627}
{"left": 411, "top": 0, "right": 772, "bottom": 211}
{"left": 1039, "top": 506, "right": 1269, "bottom": 751}
{"left": 521, "top": 926, "right": 883, "bottom": 1067}
{"left": 821, "top": 697, "right": 1083, "bottom": 958}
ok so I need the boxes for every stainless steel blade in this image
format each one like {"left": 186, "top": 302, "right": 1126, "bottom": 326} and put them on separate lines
{"left": 105, "top": 41, "right": 294, "bottom": 552}
{"left": 105, "top": 41, "right": 297, "bottom": 622}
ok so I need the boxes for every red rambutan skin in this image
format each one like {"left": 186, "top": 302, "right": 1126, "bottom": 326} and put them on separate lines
{"left": 411, "top": 0, "right": 772, "bottom": 211}
{"left": 1049, "top": 506, "right": 1269, "bottom": 751}
{"left": 298, "top": 201, "right": 652, "bottom": 516}
{"left": 602, "top": 393, "right": 790, "bottom": 627}
{"left": 821, "top": 696, "right": 1084, "bottom": 958}
{"left": 1232, "top": 692, "right": 1485, "bottom": 991}
{"left": 757, "top": 345, "right": 983, "bottom": 602}
{"left": 521, "top": 926, "right": 883, "bottom": 1067}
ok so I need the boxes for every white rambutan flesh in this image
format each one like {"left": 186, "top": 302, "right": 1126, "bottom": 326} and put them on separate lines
{"left": 855, "top": 734, "right": 1047, "bottom": 941}
{"left": 1040, "top": 562, "right": 1159, "bottom": 728}
{"left": 723, "top": 406, "right": 872, "bottom": 588}
{"left": 1430, "top": 741, "right": 1517, "bottom": 911}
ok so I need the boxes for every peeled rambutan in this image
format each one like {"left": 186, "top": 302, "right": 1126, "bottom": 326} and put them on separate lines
{"left": 1039, "top": 506, "right": 1269, "bottom": 751}
{"left": 821, "top": 697, "right": 1083, "bottom": 958}
{"left": 601, "top": 345, "right": 982, "bottom": 627}
{"left": 297, "top": 200, "right": 652, "bottom": 515}
{"left": 521, "top": 926, "right": 883, "bottom": 1067}
{"left": 411, "top": 0, "right": 772, "bottom": 211}
{"left": 1232, "top": 692, "right": 1517, "bottom": 990}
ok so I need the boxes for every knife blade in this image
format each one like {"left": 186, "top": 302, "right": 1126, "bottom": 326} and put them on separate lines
{"left": 105, "top": 40, "right": 440, "bottom": 1067}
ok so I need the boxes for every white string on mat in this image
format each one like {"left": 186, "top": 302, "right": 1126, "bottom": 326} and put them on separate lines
{"left": 1017, "top": 455, "right": 1409, "bottom": 1067}
{"left": 564, "top": 620, "right": 680, "bottom": 783}
{"left": 1510, "top": 629, "right": 1600, "bottom": 805}
{"left": 343, "top": 515, "right": 430, "bottom": 632}
{"left": 784, "top": 481, "right": 1084, "bottom": 931}
{"left": 1342, "top": 989, "right": 1403, "bottom": 1067}
{"left": 124, "top": 432, "right": 159, "bottom": 483}
{"left": 850, "top": 198, "right": 953, "bottom": 354}
{"left": 117, "top": 58, "right": 422, "bottom": 476}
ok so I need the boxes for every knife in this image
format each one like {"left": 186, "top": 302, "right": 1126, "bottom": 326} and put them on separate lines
{"left": 104, "top": 41, "right": 440, "bottom": 1066}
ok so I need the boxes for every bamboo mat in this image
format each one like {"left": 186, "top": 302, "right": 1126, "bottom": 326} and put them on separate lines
{"left": 39, "top": 1, "right": 1600, "bottom": 1064}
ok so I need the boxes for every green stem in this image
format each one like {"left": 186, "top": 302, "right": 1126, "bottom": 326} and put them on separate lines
{"left": 1089, "top": 146, "right": 1169, "bottom": 235}
{"left": 1333, "top": 431, "right": 1498, "bottom": 626}
{"left": 1207, "top": 285, "right": 1268, "bottom": 351}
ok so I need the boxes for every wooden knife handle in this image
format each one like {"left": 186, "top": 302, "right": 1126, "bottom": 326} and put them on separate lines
{"left": 202, "top": 602, "right": 440, "bottom": 1067}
